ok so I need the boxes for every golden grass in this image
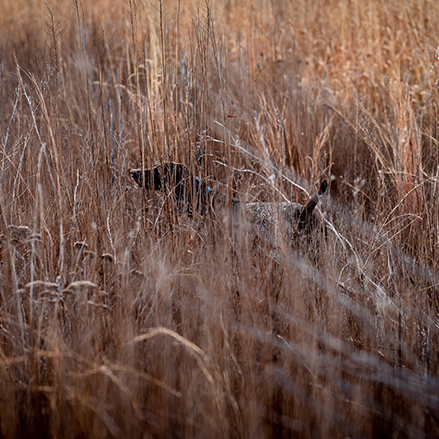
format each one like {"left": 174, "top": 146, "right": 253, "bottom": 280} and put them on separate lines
{"left": 1, "top": 0, "right": 439, "bottom": 437}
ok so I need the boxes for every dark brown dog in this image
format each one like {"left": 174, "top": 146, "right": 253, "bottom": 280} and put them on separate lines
{"left": 130, "top": 162, "right": 212, "bottom": 213}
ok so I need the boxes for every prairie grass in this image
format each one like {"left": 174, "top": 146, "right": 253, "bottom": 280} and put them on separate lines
{"left": 1, "top": 0, "right": 439, "bottom": 437}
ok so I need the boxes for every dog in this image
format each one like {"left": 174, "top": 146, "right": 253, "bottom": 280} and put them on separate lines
{"left": 130, "top": 162, "right": 212, "bottom": 214}
{"left": 245, "top": 179, "right": 328, "bottom": 235}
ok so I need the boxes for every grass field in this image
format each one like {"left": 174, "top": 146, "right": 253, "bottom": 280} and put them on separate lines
{"left": 1, "top": 0, "right": 439, "bottom": 437}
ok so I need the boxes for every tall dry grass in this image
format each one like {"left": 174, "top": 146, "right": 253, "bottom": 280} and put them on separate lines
{"left": 1, "top": 0, "right": 439, "bottom": 437}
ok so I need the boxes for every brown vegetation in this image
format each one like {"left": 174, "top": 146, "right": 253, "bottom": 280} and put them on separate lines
{"left": 1, "top": 0, "right": 439, "bottom": 437}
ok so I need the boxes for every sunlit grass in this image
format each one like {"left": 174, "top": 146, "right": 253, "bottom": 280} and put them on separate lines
{"left": 1, "top": 0, "right": 439, "bottom": 437}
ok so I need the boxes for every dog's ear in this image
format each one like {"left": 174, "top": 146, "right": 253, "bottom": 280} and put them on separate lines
{"left": 318, "top": 179, "right": 328, "bottom": 196}
{"left": 130, "top": 167, "right": 163, "bottom": 190}
{"left": 130, "top": 169, "right": 142, "bottom": 186}
{"left": 297, "top": 180, "right": 329, "bottom": 230}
